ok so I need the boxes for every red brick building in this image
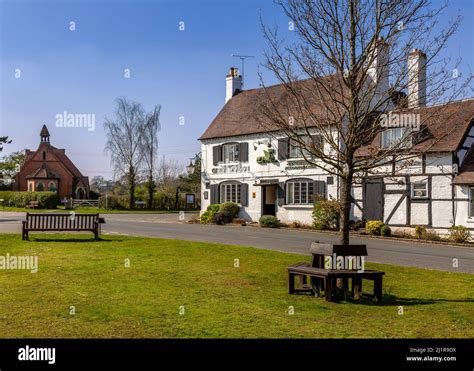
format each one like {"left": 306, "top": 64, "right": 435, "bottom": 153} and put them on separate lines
{"left": 14, "top": 125, "right": 90, "bottom": 200}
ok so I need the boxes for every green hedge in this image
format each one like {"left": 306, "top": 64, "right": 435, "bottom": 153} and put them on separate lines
{"left": 0, "top": 191, "right": 58, "bottom": 209}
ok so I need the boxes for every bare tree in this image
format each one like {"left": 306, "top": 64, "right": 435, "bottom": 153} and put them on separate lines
{"left": 156, "top": 156, "right": 183, "bottom": 209}
{"left": 259, "top": 0, "right": 472, "bottom": 244}
{"left": 104, "top": 98, "right": 144, "bottom": 209}
{"left": 140, "top": 105, "right": 161, "bottom": 209}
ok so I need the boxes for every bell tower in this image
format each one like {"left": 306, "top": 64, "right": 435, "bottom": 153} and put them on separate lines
{"left": 40, "top": 124, "right": 50, "bottom": 143}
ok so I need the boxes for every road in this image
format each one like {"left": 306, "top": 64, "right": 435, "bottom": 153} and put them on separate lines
{"left": 1, "top": 212, "right": 473, "bottom": 273}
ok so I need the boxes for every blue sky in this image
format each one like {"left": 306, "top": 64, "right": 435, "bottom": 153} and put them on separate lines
{"left": 1, "top": 0, "right": 473, "bottom": 179}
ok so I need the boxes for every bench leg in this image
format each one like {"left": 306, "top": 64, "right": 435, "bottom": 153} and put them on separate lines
{"left": 352, "top": 277, "right": 362, "bottom": 300}
{"left": 288, "top": 273, "right": 295, "bottom": 294}
{"left": 374, "top": 276, "right": 383, "bottom": 302}
{"left": 325, "top": 278, "right": 334, "bottom": 301}
{"left": 310, "top": 277, "right": 322, "bottom": 297}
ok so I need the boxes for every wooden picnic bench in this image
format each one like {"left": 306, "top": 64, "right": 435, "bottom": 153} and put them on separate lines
{"left": 22, "top": 213, "right": 103, "bottom": 240}
{"left": 287, "top": 242, "right": 385, "bottom": 302}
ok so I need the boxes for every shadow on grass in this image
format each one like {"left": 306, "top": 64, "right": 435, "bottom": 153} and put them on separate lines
{"left": 29, "top": 237, "right": 118, "bottom": 243}
{"left": 336, "top": 293, "right": 474, "bottom": 306}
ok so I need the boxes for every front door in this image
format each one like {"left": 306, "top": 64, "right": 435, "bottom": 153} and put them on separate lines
{"left": 262, "top": 185, "right": 277, "bottom": 216}
{"left": 363, "top": 178, "right": 383, "bottom": 221}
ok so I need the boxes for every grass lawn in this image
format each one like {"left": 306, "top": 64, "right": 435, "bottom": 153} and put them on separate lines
{"left": 0, "top": 233, "right": 472, "bottom": 338}
{"left": 0, "top": 206, "right": 195, "bottom": 214}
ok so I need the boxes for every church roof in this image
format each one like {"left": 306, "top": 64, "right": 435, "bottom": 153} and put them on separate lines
{"left": 26, "top": 164, "right": 59, "bottom": 179}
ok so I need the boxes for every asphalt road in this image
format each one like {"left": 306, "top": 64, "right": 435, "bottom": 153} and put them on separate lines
{"left": 1, "top": 212, "right": 473, "bottom": 273}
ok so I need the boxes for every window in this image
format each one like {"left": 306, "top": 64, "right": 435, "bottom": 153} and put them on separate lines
{"left": 222, "top": 143, "right": 239, "bottom": 163}
{"left": 48, "top": 181, "right": 56, "bottom": 192}
{"left": 411, "top": 182, "right": 428, "bottom": 199}
{"left": 36, "top": 182, "right": 44, "bottom": 191}
{"left": 42, "top": 151, "right": 46, "bottom": 160}
{"left": 220, "top": 183, "right": 242, "bottom": 203}
{"left": 286, "top": 180, "right": 314, "bottom": 204}
{"left": 288, "top": 136, "right": 323, "bottom": 159}
{"left": 381, "top": 128, "right": 410, "bottom": 149}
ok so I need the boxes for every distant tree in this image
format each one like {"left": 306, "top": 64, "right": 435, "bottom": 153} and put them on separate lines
{"left": 104, "top": 98, "right": 144, "bottom": 209}
{"left": 139, "top": 105, "right": 161, "bottom": 209}
{"left": 156, "top": 156, "right": 183, "bottom": 209}
{"left": 0, "top": 150, "right": 24, "bottom": 189}
{"left": 0, "top": 136, "right": 11, "bottom": 152}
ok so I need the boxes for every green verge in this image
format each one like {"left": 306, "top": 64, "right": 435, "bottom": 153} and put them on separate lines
{"left": 0, "top": 233, "right": 472, "bottom": 338}
{"left": 0, "top": 206, "right": 189, "bottom": 214}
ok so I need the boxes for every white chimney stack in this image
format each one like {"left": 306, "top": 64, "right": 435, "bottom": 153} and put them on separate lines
{"left": 367, "top": 38, "right": 390, "bottom": 109}
{"left": 225, "top": 67, "right": 242, "bottom": 103}
{"left": 407, "top": 49, "right": 427, "bottom": 108}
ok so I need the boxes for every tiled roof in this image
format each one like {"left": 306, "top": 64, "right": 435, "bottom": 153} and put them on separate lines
{"left": 26, "top": 164, "right": 59, "bottom": 179}
{"left": 199, "top": 78, "right": 474, "bottom": 153}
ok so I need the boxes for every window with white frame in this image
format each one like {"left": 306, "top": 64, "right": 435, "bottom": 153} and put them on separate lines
{"left": 411, "top": 181, "right": 428, "bottom": 199}
{"left": 222, "top": 143, "right": 239, "bottom": 163}
{"left": 220, "top": 183, "right": 242, "bottom": 204}
{"left": 381, "top": 127, "right": 410, "bottom": 149}
{"left": 286, "top": 180, "right": 314, "bottom": 204}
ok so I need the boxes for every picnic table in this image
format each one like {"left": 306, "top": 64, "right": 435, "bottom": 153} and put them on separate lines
{"left": 287, "top": 242, "right": 385, "bottom": 302}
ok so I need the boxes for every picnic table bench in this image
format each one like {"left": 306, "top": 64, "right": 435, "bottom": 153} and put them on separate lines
{"left": 287, "top": 242, "right": 385, "bottom": 302}
{"left": 22, "top": 213, "right": 104, "bottom": 240}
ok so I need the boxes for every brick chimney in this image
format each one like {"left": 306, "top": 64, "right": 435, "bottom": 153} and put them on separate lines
{"left": 225, "top": 67, "right": 242, "bottom": 103}
{"left": 407, "top": 49, "right": 427, "bottom": 108}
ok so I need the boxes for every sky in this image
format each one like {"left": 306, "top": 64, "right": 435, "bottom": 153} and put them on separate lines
{"left": 0, "top": 0, "right": 473, "bottom": 180}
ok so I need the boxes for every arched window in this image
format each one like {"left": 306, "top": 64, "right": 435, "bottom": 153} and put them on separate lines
{"left": 76, "top": 187, "right": 85, "bottom": 199}
{"left": 36, "top": 182, "right": 45, "bottom": 191}
{"left": 48, "top": 181, "right": 56, "bottom": 192}
{"left": 42, "top": 151, "right": 46, "bottom": 161}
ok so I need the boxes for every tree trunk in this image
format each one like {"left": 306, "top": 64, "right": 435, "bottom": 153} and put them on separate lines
{"left": 128, "top": 165, "right": 135, "bottom": 209}
{"left": 339, "top": 172, "right": 353, "bottom": 245}
{"left": 147, "top": 170, "right": 154, "bottom": 209}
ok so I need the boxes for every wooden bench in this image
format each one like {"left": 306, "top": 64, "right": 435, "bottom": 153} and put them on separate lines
{"left": 287, "top": 242, "right": 385, "bottom": 302}
{"left": 22, "top": 213, "right": 101, "bottom": 240}
{"left": 25, "top": 201, "right": 39, "bottom": 209}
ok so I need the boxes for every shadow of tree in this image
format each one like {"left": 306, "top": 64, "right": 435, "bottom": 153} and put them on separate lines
{"left": 336, "top": 293, "right": 474, "bottom": 306}
{"left": 29, "top": 238, "right": 117, "bottom": 243}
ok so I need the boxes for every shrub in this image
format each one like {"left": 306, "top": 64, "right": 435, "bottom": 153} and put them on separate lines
{"left": 349, "top": 219, "right": 365, "bottom": 231}
{"left": 448, "top": 225, "right": 471, "bottom": 243}
{"left": 415, "top": 225, "right": 427, "bottom": 240}
{"left": 366, "top": 220, "right": 385, "bottom": 235}
{"left": 425, "top": 229, "right": 441, "bottom": 241}
{"left": 312, "top": 200, "right": 340, "bottom": 230}
{"left": 0, "top": 191, "right": 58, "bottom": 208}
{"left": 289, "top": 220, "right": 303, "bottom": 228}
{"left": 259, "top": 215, "right": 280, "bottom": 228}
{"left": 218, "top": 202, "right": 240, "bottom": 222}
{"left": 98, "top": 195, "right": 128, "bottom": 209}
{"left": 380, "top": 224, "right": 391, "bottom": 237}
{"left": 212, "top": 212, "right": 226, "bottom": 225}
{"left": 200, "top": 204, "right": 221, "bottom": 224}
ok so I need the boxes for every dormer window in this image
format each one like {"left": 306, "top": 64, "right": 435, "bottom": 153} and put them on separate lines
{"left": 381, "top": 127, "right": 411, "bottom": 149}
